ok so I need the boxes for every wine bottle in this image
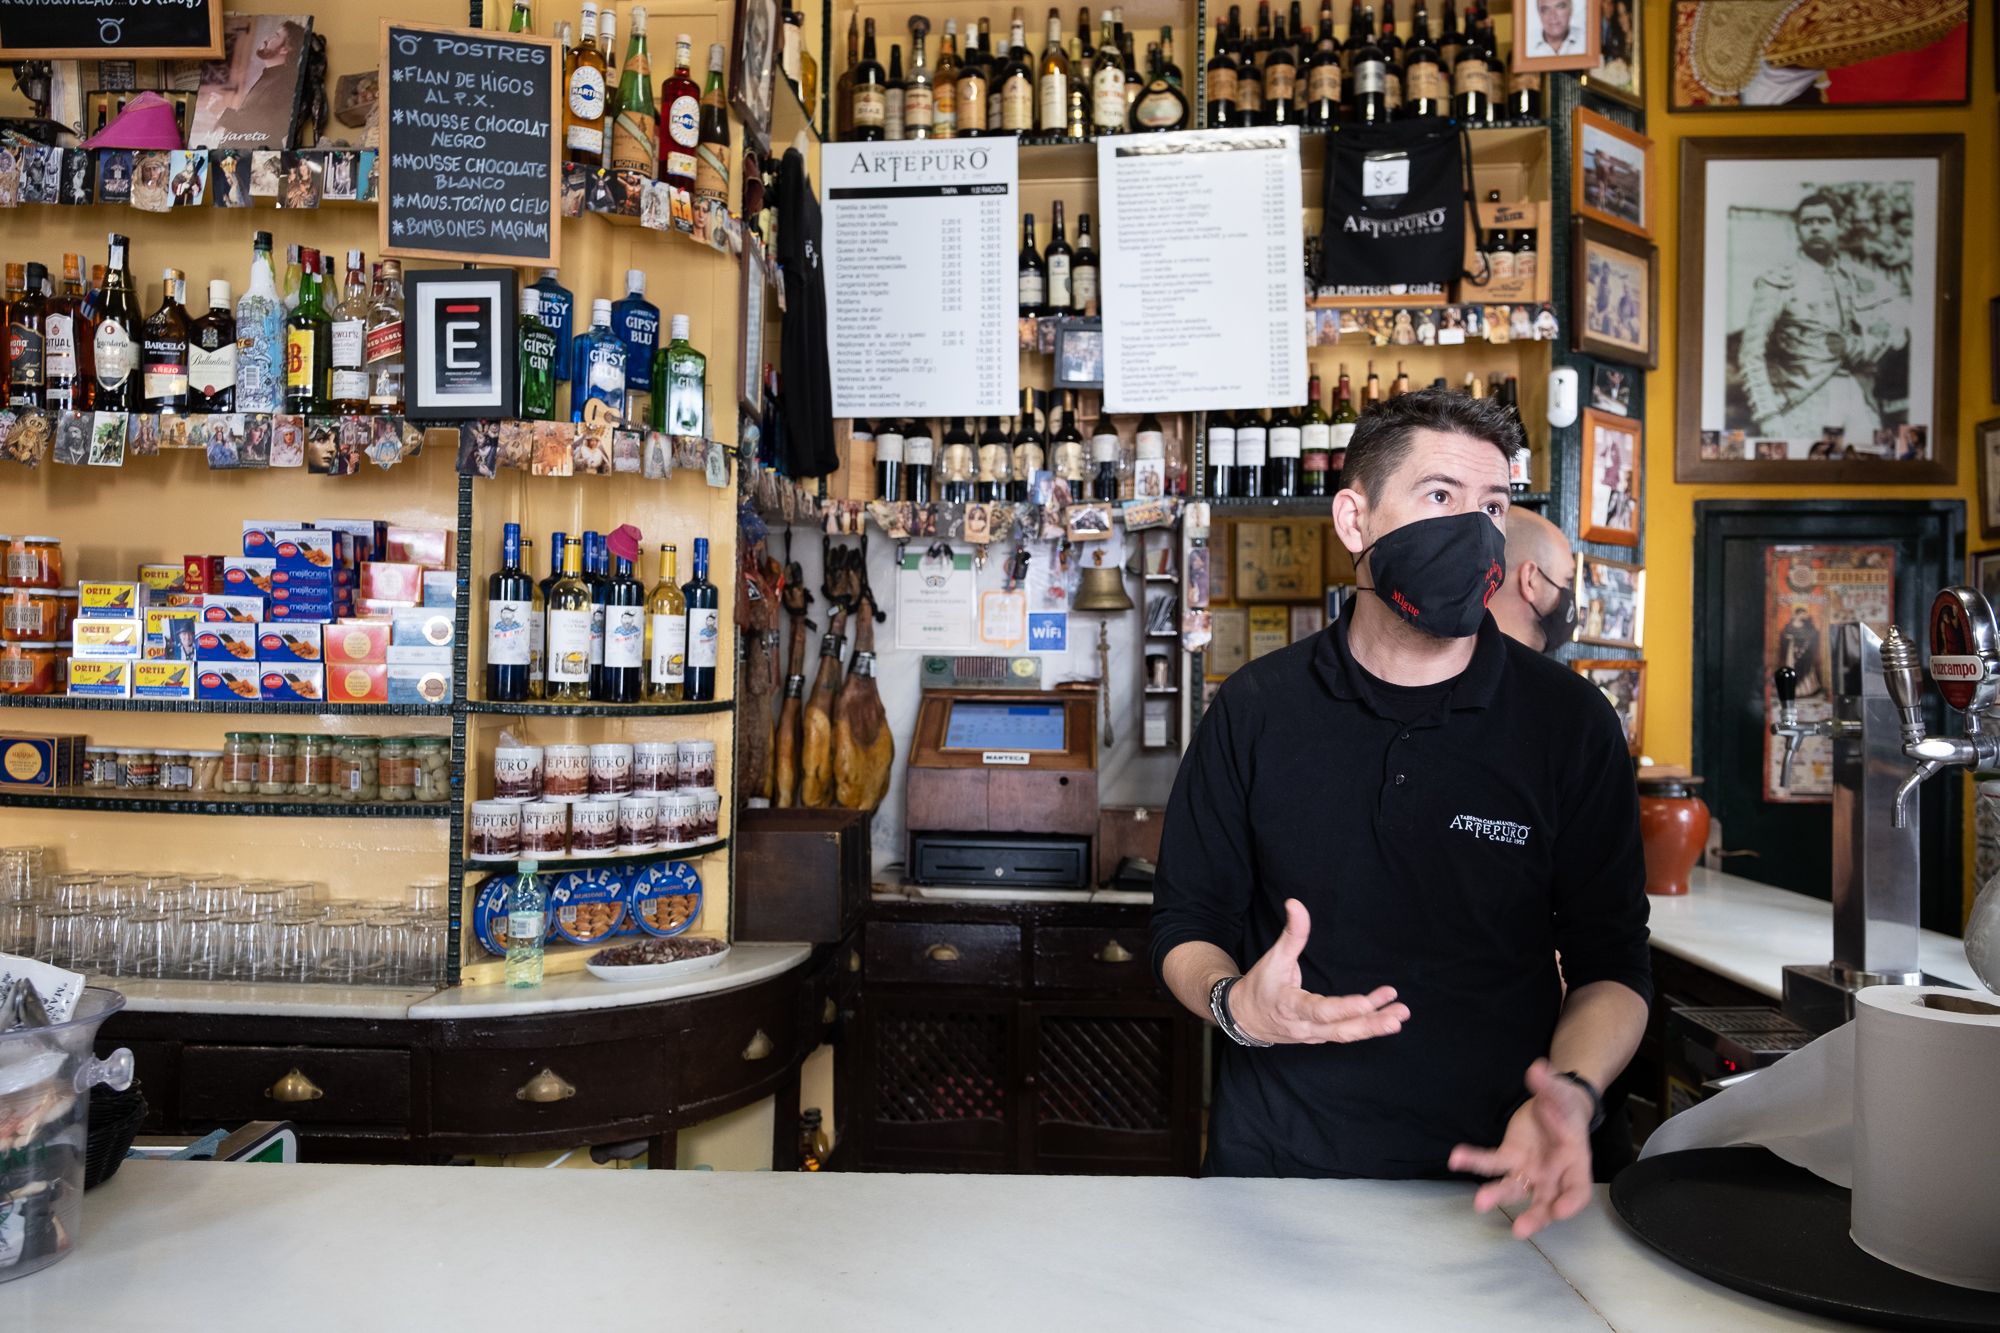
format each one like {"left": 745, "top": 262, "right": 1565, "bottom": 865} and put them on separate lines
{"left": 544, "top": 537, "right": 593, "bottom": 703}
{"left": 1090, "top": 412, "right": 1122, "bottom": 501}
{"left": 599, "top": 554, "right": 647, "bottom": 703}
{"left": 1044, "top": 200, "right": 1073, "bottom": 312}
{"left": 976, "top": 414, "right": 1012, "bottom": 502}
{"left": 1012, "top": 389, "right": 1045, "bottom": 502}
{"left": 1206, "top": 409, "right": 1237, "bottom": 498}
{"left": 905, "top": 416, "right": 935, "bottom": 504}
{"left": 1266, "top": 401, "right": 1300, "bottom": 497}
{"left": 647, "top": 543, "right": 687, "bottom": 701}
{"left": 1300, "top": 371, "right": 1330, "bottom": 498}
{"left": 93, "top": 233, "right": 139, "bottom": 411}
{"left": 851, "top": 19, "right": 887, "bottom": 140}
{"left": 1235, "top": 408, "right": 1268, "bottom": 497}
{"left": 1071, "top": 211, "right": 1099, "bottom": 313}
{"left": 487, "top": 523, "right": 534, "bottom": 702}
{"left": 1018, "top": 212, "right": 1045, "bottom": 316}
{"left": 874, "top": 416, "right": 905, "bottom": 499}
{"left": 681, "top": 537, "right": 720, "bottom": 702}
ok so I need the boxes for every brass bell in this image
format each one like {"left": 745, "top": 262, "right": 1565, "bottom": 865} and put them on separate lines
{"left": 1074, "top": 564, "right": 1134, "bottom": 612}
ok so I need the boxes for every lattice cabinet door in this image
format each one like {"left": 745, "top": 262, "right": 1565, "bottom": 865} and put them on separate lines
{"left": 856, "top": 993, "right": 1020, "bottom": 1171}
{"left": 1023, "top": 1001, "right": 1199, "bottom": 1176}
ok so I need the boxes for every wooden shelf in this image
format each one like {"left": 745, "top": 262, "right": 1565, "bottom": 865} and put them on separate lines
{"left": 0, "top": 787, "right": 450, "bottom": 819}
{"left": 0, "top": 695, "right": 449, "bottom": 717}
{"left": 456, "top": 931, "right": 727, "bottom": 986}
{"left": 462, "top": 836, "right": 730, "bottom": 877}
{"left": 465, "top": 699, "right": 735, "bottom": 718}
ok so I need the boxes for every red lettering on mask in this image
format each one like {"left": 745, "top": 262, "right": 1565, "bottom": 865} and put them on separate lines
{"left": 1392, "top": 589, "right": 1420, "bottom": 618}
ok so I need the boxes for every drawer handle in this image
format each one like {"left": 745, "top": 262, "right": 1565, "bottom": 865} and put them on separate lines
{"left": 1096, "top": 940, "right": 1135, "bottom": 964}
{"left": 742, "top": 1029, "right": 775, "bottom": 1061}
{"left": 516, "top": 1068, "right": 576, "bottom": 1103}
{"left": 847, "top": 949, "right": 861, "bottom": 973}
{"left": 821, "top": 997, "right": 837, "bottom": 1025}
{"left": 266, "top": 1068, "right": 325, "bottom": 1103}
{"left": 926, "top": 943, "right": 961, "bottom": 963}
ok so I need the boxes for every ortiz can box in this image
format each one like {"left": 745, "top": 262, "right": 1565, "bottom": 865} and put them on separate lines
{"left": 133, "top": 660, "right": 196, "bottom": 699}
{"left": 78, "top": 582, "right": 142, "bottom": 618}
{"left": 0, "top": 732, "right": 85, "bottom": 788}
{"left": 67, "top": 659, "right": 133, "bottom": 697}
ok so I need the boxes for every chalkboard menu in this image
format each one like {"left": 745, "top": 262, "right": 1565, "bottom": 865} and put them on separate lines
{"left": 0, "top": 0, "right": 223, "bottom": 58}
{"left": 380, "top": 22, "right": 562, "bottom": 269}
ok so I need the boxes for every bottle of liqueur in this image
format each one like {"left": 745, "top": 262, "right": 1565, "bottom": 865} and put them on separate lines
{"left": 1233, "top": 6, "right": 1265, "bottom": 127}
{"left": 933, "top": 18, "right": 960, "bottom": 138}
{"left": 904, "top": 416, "right": 935, "bottom": 503}
{"left": 997, "top": 11, "right": 1033, "bottom": 134}
{"left": 1090, "top": 411, "right": 1122, "bottom": 501}
{"left": 599, "top": 553, "right": 646, "bottom": 703}
{"left": 954, "top": 19, "right": 987, "bottom": 136}
{"left": 572, "top": 298, "right": 628, "bottom": 424}
{"left": 1402, "top": 1, "right": 1445, "bottom": 117}
{"left": 284, "top": 250, "right": 330, "bottom": 415}
{"left": 1012, "top": 390, "right": 1045, "bottom": 501}
{"left": 1205, "top": 409, "right": 1237, "bottom": 498}
{"left": 1349, "top": 9, "right": 1390, "bottom": 124}
{"left": 138, "top": 267, "right": 188, "bottom": 414}
{"left": 694, "top": 44, "right": 732, "bottom": 225}
{"left": 1304, "top": 5, "right": 1340, "bottom": 128}
{"left": 328, "top": 250, "right": 371, "bottom": 414}
{"left": 1451, "top": 8, "right": 1491, "bottom": 121}
{"left": 1070, "top": 212, "right": 1099, "bottom": 314}
{"left": 680, "top": 537, "right": 720, "bottom": 703}
{"left": 1206, "top": 16, "right": 1238, "bottom": 126}
{"left": 519, "top": 290, "right": 558, "bottom": 420}
{"left": 905, "top": 17, "right": 936, "bottom": 139}
{"left": 43, "top": 254, "right": 86, "bottom": 413}
{"left": 610, "top": 5, "right": 658, "bottom": 173}
{"left": 976, "top": 414, "right": 1012, "bottom": 501}
{"left": 1235, "top": 407, "right": 1268, "bottom": 497}
{"left": 4, "top": 262, "right": 46, "bottom": 409}
{"left": 883, "top": 42, "right": 906, "bottom": 140}
{"left": 531, "top": 268, "right": 575, "bottom": 381}
{"left": 93, "top": 233, "right": 139, "bottom": 411}
{"left": 365, "top": 259, "right": 405, "bottom": 415}
{"left": 538, "top": 531, "right": 567, "bottom": 696}
{"left": 656, "top": 313, "right": 707, "bottom": 437}
{"left": 487, "top": 523, "right": 534, "bottom": 702}
{"left": 1261, "top": 7, "right": 1296, "bottom": 124}
{"left": 850, "top": 19, "right": 887, "bottom": 139}
{"left": 1018, "top": 212, "right": 1045, "bottom": 316}
{"left": 874, "top": 416, "right": 905, "bottom": 499}
{"left": 235, "top": 231, "right": 283, "bottom": 413}
{"left": 566, "top": 0, "right": 608, "bottom": 168}
{"left": 835, "top": 13, "right": 859, "bottom": 140}
{"left": 940, "top": 416, "right": 975, "bottom": 503}
{"left": 187, "top": 280, "right": 236, "bottom": 413}
{"left": 1380, "top": 2, "right": 1406, "bottom": 116}
{"left": 1131, "top": 33, "right": 1190, "bottom": 129}
{"left": 544, "top": 536, "right": 593, "bottom": 703}
{"left": 646, "top": 542, "right": 688, "bottom": 702}
{"left": 1038, "top": 9, "right": 1069, "bottom": 135}
{"left": 661, "top": 33, "right": 701, "bottom": 191}
{"left": 1300, "top": 371, "right": 1330, "bottom": 497}
{"left": 1090, "top": 14, "right": 1125, "bottom": 134}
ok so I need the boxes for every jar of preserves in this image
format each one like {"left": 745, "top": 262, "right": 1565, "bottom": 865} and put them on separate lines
{"left": 377, "top": 738, "right": 417, "bottom": 801}
{"left": 83, "top": 746, "right": 117, "bottom": 788}
{"left": 295, "top": 734, "right": 335, "bottom": 798}
{"left": 53, "top": 590, "right": 77, "bottom": 641}
{"left": 222, "top": 732, "right": 261, "bottom": 794}
{"left": 4, "top": 536, "right": 60, "bottom": 589}
{"left": 1, "top": 589, "right": 59, "bottom": 643}
{"left": 188, "top": 749, "right": 224, "bottom": 793}
{"left": 118, "top": 748, "right": 158, "bottom": 790}
{"left": 257, "top": 733, "right": 297, "bottom": 796}
{"left": 334, "top": 736, "right": 381, "bottom": 803}
{"left": 412, "top": 737, "right": 450, "bottom": 802}
{"left": 158, "top": 751, "right": 195, "bottom": 792}
{"left": 0, "top": 640, "right": 58, "bottom": 695}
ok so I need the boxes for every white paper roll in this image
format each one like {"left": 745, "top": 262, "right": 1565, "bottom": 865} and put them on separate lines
{"left": 1852, "top": 984, "right": 2000, "bottom": 1291}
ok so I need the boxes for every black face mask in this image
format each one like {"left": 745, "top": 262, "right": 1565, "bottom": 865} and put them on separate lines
{"left": 1532, "top": 569, "right": 1578, "bottom": 653}
{"left": 1357, "top": 511, "right": 1508, "bottom": 639}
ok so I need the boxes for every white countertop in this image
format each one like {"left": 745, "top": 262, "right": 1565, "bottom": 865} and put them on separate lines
{"left": 0, "top": 1161, "right": 1840, "bottom": 1332}
{"left": 106, "top": 978, "right": 436, "bottom": 1021}
{"left": 1645, "top": 868, "right": 1975, "bottom": 998}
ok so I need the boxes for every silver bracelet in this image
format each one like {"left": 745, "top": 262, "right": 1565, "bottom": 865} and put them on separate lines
{"left": 1209, "top": 975, "right": 1274, "bottom": 1048}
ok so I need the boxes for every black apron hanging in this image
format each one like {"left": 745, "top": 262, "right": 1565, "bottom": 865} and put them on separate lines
{"left": 1316, "top": 120, "right": 1474, "bottom": 296}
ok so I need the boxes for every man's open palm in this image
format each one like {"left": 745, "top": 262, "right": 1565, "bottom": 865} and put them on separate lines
{"left": 1230, "top": 899, "right": 1410, "bottom": 1046}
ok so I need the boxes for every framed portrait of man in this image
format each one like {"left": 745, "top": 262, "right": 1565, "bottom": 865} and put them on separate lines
{"left": 1512, "top": 0, "right": 1601, "bottom": 72}
{"left": 1571, "top": 218, "right": 1657, "bottom": 368}
{"left": 1675, "top": 136, "right": 1963, "bottom": 484}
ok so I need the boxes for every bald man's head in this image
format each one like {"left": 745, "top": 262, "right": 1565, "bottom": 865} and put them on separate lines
{"left": 1491, "top": 508, "right": 1576, "bottom": 652}
{"left": 1505, "top": 508, "right": 1571, "bottom": 578}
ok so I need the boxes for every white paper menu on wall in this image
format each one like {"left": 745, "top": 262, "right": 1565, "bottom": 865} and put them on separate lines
{"left": 1098, "top": 127, "right": 1307, "bottom": 413}
{"left": 823, "top": 138, "right": 1020, "bottom": 419}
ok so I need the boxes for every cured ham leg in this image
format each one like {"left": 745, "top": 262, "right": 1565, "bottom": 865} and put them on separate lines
{"left": 773, "top": 561, "right": 813, "bottom": 808}
{"left": 834, "top": 588, "right": 893, "bottom": 812}
{"left": 800, "top": 545, "right": 860, "bottom": 808}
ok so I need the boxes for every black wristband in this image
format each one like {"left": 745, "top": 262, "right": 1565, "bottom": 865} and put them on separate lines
{"left": 1209, "top": 975, "right": 1273, "bottom": 1048}
{"left": 1557, "top": 1070, "right": 1606, "bottom": 1133}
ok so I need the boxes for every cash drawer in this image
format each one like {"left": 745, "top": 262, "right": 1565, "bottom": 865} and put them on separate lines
{"left": 1031, "top": 926, "right": 1154, "bottom": 991}
{"left": 180, "top": 1045, "right": 410, "bottom": 1127}
{"left": 867, "top": 922, "right": 1022, "bottom": 987}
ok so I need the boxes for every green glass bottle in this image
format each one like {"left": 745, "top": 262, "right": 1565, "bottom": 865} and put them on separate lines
{"left": 518, "top": 289, "right": 557, "bottom": 420}
{"left": 650, "top": 313, "right": 706, "bottom": 436}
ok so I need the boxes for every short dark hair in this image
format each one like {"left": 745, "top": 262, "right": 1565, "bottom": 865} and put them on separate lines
{"left": 1795, "top": 190, "right": 1840, "bottom": 222}
{"left": 1340, "top": 386, "right": 1521, "bottom": 501}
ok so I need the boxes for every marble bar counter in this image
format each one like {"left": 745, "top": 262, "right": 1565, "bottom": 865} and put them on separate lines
{"left": 0, "top": 1161, "right": 1850, "bottom": 1332}
{"left": 1646, "top": 868, "right": 1975, "bottom": 997}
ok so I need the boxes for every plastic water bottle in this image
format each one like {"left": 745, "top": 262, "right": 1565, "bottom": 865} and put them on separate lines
{"left": 505, "top": 860, "right": 545, "bottom": 988}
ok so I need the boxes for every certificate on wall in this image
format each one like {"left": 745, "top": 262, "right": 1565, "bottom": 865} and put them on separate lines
{"left": 823, "top": 138, "right": 1020, "bottom": 419}
{"left": 896, "top": 546, "right": 978, "bottom": 651}
{"left": 1097, "top": 127, "right": 1307, "bottom": 413}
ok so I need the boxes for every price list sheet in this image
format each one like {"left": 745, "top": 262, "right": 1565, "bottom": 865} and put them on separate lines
{"left": 823, "top": 139, "right": 1019, "bottom": 419}
{"left": 1098, "top": 128, "right": 1306, "bottom": 414}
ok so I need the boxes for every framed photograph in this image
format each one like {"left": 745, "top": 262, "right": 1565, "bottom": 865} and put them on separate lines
{"left": 1973, "top": 550, "right": 2000, "bottom": 610}
{"left": 278, "top": 150, "right": 320, "bottom": 209}
{"left": 1580, "top": 408, "right": 1641, "bottom": 547}
{"left": 320, "top": 148, "right": 359, "bottom": 201}
{"left": 1512, "top": 0, "right": 1601, "bottom": 72}
{"left": 730, "top": 0, "right": 780, "bottom": 156}
{"left": 168, "top": 149, "right": 208, "bottom": 206}
{"left": 1573, "top": 659, "right": 1645, "bottom": 756}
{"left": 1573, "top": 218, "right": 1657, "bottom": 368}
{"left": 404, "top": 269, "right": 518, "bottom": 421}
{"left": 96, "top": 148, "right": 134, "bottom": 205}
{"left": 1234, "top": 521, "right": 1325, "bottom": 601}
{"left": 210, "top": 148, "right": 251, "bottom": 207}
{"left": 1668, "top": 1, "right": 1970, "bottom": 112}
{"left": 1975, "top": 418, "right": 2000, "bottom": 541}
{"left": 1580, "top": 0, "right": 1641, "bottom": 107}
{"left": 1206, "top": 608, "right": 1248, "bottom": 679}
{"left": 1573, "top": 107, "right": 1652, "bottom": 238}
{"left": 1591, "top": 363, "right": 1634, "bottom": 415}
{"left": 188, "top": 15, "right": 313, "bottom": 150}
{"left": 1675, "top": 135, "right": 1962, "bottom": 484}
{"left": 1574, "top": 553, "right": 1645, "bottom": 650}
{"left": 1054, "top": 320, "right": 1105, "bottom": 389}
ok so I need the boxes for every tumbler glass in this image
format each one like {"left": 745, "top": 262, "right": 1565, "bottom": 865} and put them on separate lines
{"left": 116, "top": 911, "right": 174, "bottom": 979}
{"left": 177, "top": 912, "right": 228, "bottom": 981}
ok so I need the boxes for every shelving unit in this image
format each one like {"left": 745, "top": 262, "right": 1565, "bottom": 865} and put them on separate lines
{"left": 0, "top": 788, "right": 449, "bottom": 819}
{"left": 463, "top": 836, "right": 731, "bottom": 878}
{"left": 0, "top": 697, "right": 450, "bottom": 716}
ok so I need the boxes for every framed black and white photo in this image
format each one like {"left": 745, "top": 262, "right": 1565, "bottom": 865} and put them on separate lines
{"left": 1580, "top": 0, "right": 1640, "bottom": 107}
{"left": 730, "top": 0, "right": 779, "bottom": 155}
{"left": 1572, "top": 218, "right": 1657, "bottom": 368}
{"left": 405, "top": 269, "right": 517, "bottom": 421}
{"left": 1591, "top": 363, "right": 1634, "bottom": 415}
{"left": 1053, "top": 320, "right": 1104, "bottom": 389}
{"left": 1975, "top": 417, "right": 2000, "bottom": 540}
{"left": 1512, "top": 0, "right": 1600, "bottom": 73}
{"left": 1676, "top": 136, "right": 1962, "bottom": 484}
{"left": 1574, "top": 659, "right": 1644, "bottom": 756}
{"left": 1574, "top": 553, "right": 1645, "bottom": 651}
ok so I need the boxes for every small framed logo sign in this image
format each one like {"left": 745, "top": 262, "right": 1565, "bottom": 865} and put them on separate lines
{"left": 405, "top": 268, "right": 518, "bottom": 421}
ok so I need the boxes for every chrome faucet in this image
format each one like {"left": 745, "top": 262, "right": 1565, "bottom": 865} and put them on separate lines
{"left": 1769, "top": 664, "right": 1832, "bottom": 789}
{"left": 1886, "top": 590, "right": 2000, "bottom": 828}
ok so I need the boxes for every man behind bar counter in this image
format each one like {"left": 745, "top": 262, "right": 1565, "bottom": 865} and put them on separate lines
{"left": 1151, "top": 388, "right": 1650, "bottom": 1238}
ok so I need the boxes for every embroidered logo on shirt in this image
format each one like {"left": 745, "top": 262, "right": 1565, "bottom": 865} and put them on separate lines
{"left": 1448, "top": 813, "right": 1531, "bottom": 846}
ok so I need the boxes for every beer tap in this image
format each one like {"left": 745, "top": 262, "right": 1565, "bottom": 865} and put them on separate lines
{"left": 1886, "top": 589, "right": 2000, "bottom": 828}
{"left": 1770, "top": 665, "right": 1834, "bottom": 789}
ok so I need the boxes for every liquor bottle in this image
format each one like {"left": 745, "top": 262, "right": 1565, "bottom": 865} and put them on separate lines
{"left": 93, "top": 233, "right": 139, "bottom": 411}
{"left": 661, "top": 33, "right": 701, "bottom": 190}
{"left": 1132, "top": 32, "right": 1190, "bottom": 128}
{"left": 487, "top": 523, "right": 534, "bottom": 702}
{"left": 283, "top": 251, "right": 330, "bottom": 415}
{"left": 646, "top": 543, "right": 688, "bottom": 702}
{"left": 1018, "top": 212, "right": 1045, "bottom": 316}
{"left": 933, "top": 18, "right": 960, "bottom": 138}
{"left": 531, "top": 269, "right": 575, "bottom": 381}
{"left": 905, "top": 17, "right": 936, "bottom": 139}
{"left": 1503, "top": 375, "right": 1531, "bottom": 493}
{"left": 874, "top": 415, "right": 905, "bottom": 499}
{"left": 566, "top": 0, "right": 608, "bottom": 167}
{"left": 851, "top": 19, "right": 887, "bottom": 139}
{"left": 537, "top": 531, "right": 566, "bottom": 696}
{"left": 884, "top": 43, "right": 907, "bottom": 140}
{"left": 655, "top": 313, "right": 707, "bottom": 437}
{"left": 1070, "top": 211, "right": 1100, "bottom": 314}
{"left": 694, "top": 43, "right": 732, "bottom": 230}
{"left": 43, "top": 254, "right": 86, "bottom": 412}
{"left": 609, "top": 269, "right": 659, "bottom": 423}
{"left": 1266, "top": 401, "right": 1300, "bottom": 497}
{"left": 3, "top": 262, "right": 45, "bottom": 409}
{"left": 1484, "top": 190, "right": 1516, "bottom": 282}
{"left": 1090, "top": 15, "right": 1125, "bottom": 134}
{"left": 1349, "top": 9, "right": 1389, "bottom": 123}
{"left": 544, "top": 536, "right": 593, "bottom": 703}
{"left": 523, "top": 538, "right": 544, "bottom": 697}
{"left": 1206, "top": 16, "right": 1238, "bottom": 126}
{"left": 1235, "top": 407, "right": 1268, "bottom": 497}
{"left": 1513, "top": 222, "right": 1538, "bottom": 289}
{"left": 571, "top": 299, "right": 627, "bottom": 424}
{"left": 328, "top": 250, "right": 370, "bottom": 414}
{"left": 1262, "top": 7, "right": 1296, "bottom": 124}
{"left": 282, "top": 245, "right": 302, "bottom": 312}
{"left": 940, "top": 416, "right": 975, "bottom": 503}
{"left": 1330, "top": 365, "right": 1357, "bottom": 479}
{"left": 998, "top": 11, "right": 1033, "bottom": 133}
{"left": 187, "top": 280, "right": 236, "bottom": 413}
{"left": 1380, "top": 2, "right": 1406, "bottom": 115}
{"left": 1451, "top": 9, "right": 1490, "bottom": 121}
{"left": 609, "top": 6, "right": 658, "bottom": 172}
{"left": 1438, "top": 0, "right": 1463, "bottom": 67}
{"left": 505, "top": 861, "right": 545, "bottom": 989}
{"left": 1043, "top": 200, "right": 1074, "bottom": 312}
{"left": 599, "top": 554, "right": 646, "bottom": 704}
{"left": 1205, "top": 409, "right": 1237, "bottom": 498}
{"left": 1121, "top": 28, "right": 1142, "bottom": 123}
{"left": 1038, "top": 9, "right": 1070, "bottom": 133}
{"left": 601, "top": 3, "right": 619, "bottom": 121}
{"left": 983, "top": 19, "right": 1003, "bottom": 131}
{"left": 519, "top": 290, "right": 558, "bottom": 420}
{"left": 1303, "top": 5, "right": 1339, "bottom": 127}
{"left": 1362, "top": 359, "right": 1384, "bottom": 409}
{"left": 1233, "top": 5, "right": 1265, "bottom": 126}
{"left": 1012, "top": 389, "right": 1045, "bottom": 501}
{"left": 510, "top": 0, "right": 534, "bottom": 32}
{"left": 1300, "top": 372, "right": 1329, "bottom": 497}
{"left": 235, "top": 231, "right": 283, "bottom": 413}
{"left": 1090, "top": 411, "right": 1122, "bottom": 501}
{"left": 835, "top": 13, "right": 859, "bottom": 140}
{"left": 365, "top": 259, "right": 405, "bottom": 415}
{"left": 680, "top": 537, "right": 720, "bottom": 703}
{"left": 1402, "top": 1, "right": 1445, "bottom": 117}
{"left": 905, "top": 416, "right": 935, "bottom": 503}
{"left": 138, "top": 267, "right": 188, "bottom": 414}
{"left": 976, "top": 414, "right": 1012, "bottom": 502}
{"left": 954, "top": 19, "right": 987, "bottom": 136}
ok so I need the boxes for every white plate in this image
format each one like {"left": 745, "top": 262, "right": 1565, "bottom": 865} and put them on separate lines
{"left": 584, "top": 945, "right": 730, "bottom": 984}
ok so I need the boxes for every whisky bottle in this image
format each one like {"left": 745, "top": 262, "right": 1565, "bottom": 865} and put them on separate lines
{"left": 646, "top": 543, "right": 687, "bottom": 702}
{"left": 328, "top": 249, "right": 371, "bottom": 414}
{"left": 365, "top": 259, "right": 405, "bottom": 415}
{"left": 283, "top": 250, "right": 330, "bottom": 415}
{"left": 188, "top": 280, "right": 236, "bottom": 413}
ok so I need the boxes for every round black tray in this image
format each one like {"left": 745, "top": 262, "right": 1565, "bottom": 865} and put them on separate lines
{"left": 1611, "top": 1146, "right": 2000, "bottom": 1331}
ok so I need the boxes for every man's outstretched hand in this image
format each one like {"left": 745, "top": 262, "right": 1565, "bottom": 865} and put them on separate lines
{"left": 1449, "top": 1059, "right": 1597, "bottom": 1238}
{"left": 1228, "top": 899, "right": 1410, "bottom": 1046}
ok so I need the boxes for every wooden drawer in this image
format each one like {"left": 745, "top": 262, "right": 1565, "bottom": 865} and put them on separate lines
{"left": 180, "top": 1045, "right": 410, "bottom": 1127}
{"left": 674, "top": 974, "right": 801, "bottom": 1110}
{"left": 430, "top": 1037, "right": 667, "bottom": 1142}
{"left": 1031, "top": 925, "right": 1154, "bottom": 992}
{"left": 867, "top": 921, "right": 1021, "bottom": 988}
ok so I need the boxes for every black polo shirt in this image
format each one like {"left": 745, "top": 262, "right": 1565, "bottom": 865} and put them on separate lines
{"left": 1150, "top": 614, "right": 1651, "bottom": 1179}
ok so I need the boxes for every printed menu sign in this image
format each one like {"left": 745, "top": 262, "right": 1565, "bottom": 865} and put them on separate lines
{"left": 380, "top": 22, "right": 561, "bottom": 268}
{"left": 1097, "top": 127, "right": 1306, "bottom": 413}
{"left": 823, "top": 138, "right": 1019, "bottom": 419}
{"left": 0, "top": 0, "right": 222, "bottom": 59}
